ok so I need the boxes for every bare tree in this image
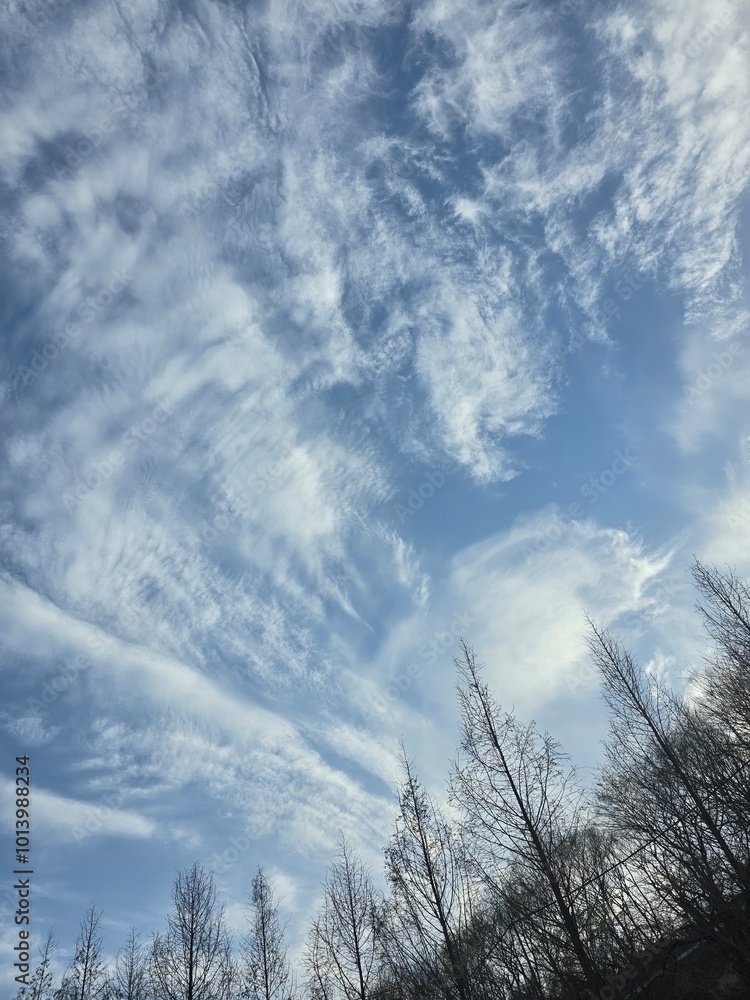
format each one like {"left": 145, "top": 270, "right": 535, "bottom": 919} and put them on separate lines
{"left": 240, "top": 868, "right": 295, "bottom": 1000}
{"left": 589, "top": 616, "right": 750, "bottom": 895}
{"left": 15, "top": 929, "right": 57, "bottom": 1000}
{"left": 589, "top": 567, "right": 750, "bottom": 979}
{"left": 691, "top": 560, "right": 750, "bottom": 828}
{"left": 112, "top": 928, "right": 148, "bottom": 1000}
{"left": 692, "top": 560, "right": 750, "bottom": 698}
{"left": 382, "top": 747, "right": 476, "bottom": 1000}
{"left": 150, "top": 862, "right": 234, "bottom": 1000}
{"left": 57, "top": 906, "right": 111, "bottom": 1000}
{"left": 449, "top": 640, "right": 604, "bottom": 999}
{"left": 305, "top": 835, "right": 381, "bottom": 1000}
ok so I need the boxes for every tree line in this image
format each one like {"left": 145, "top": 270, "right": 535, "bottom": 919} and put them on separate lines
{"left": 16, "top": 560, "right": 750, "bottom": 1000}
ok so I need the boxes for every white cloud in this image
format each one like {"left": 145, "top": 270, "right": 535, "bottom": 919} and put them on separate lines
{"left": 0, "top": 714, "right": 58, "bottom": 745}
{"left": 411, "top": 0, "right": 568, "bottom": 143}
{"left": 668, "top": 313, "right": 750, "bottom": 453}
{"left": 432, "top": 515, "right": 672, "bottom": 708}
{"left": 414, "top": 283, "right": 556, "bottom": 481}
{"left": 697, "top": 474, "right": 750, "bottom": 576}
{"left": 0, "top": 775, "right": 155, "bottom": 844}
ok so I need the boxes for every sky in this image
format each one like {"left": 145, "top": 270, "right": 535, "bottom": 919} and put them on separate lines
{"left": 1, "top": 0, "right": 749, "bottom": 988}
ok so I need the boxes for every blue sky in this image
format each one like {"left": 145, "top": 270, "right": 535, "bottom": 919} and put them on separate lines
{"left": 1, "top": 0, "right": 749, "bottom": 987}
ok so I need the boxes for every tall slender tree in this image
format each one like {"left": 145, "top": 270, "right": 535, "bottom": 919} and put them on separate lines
{"left": 450, "top": 640, "right": 603, "bottom": 999}
{"left": 240, "top": 868, "right": 295, "bottom": 1000}
{"left": 57, "top": 906, "right": 111, "bottom": 1000}
{"left": 382, "top": 747, "right": 475, "bottom": 1000}
{"left": 305, "top": 835, "right": 381, "bottom": 1000}
{"left": 112, "top": 928, "right": 148, "bottom": 1000}
{"left": 14, "top": 929, "right": 57, "bottom": 1000}
{"left": 150, "top": 862, "right": 234, "bottom": 1000}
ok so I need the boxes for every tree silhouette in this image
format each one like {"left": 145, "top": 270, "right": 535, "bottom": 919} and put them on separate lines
{"left": 382, "top": 747, "right": 475, "bottom": 1000}
{"left": 305, "top": 835, "right": 380, "bottom": 1000}
{"left": 14, "top": 929, "right": 56, "bottom": 1000}
{"left": 450, "top": 640, "right": 603, "bottom": 998}
{"left": 240, "top": 867, "right": 295, "bottom": 1000}
{"left": 113, "top": 928, "right": 148, "bottom": 1000}
{"left": 150, "top": 862, "right": 234, "bottom": 1000}
{"left": 56, "top": 906, "right": 110, "bottom": 1000}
